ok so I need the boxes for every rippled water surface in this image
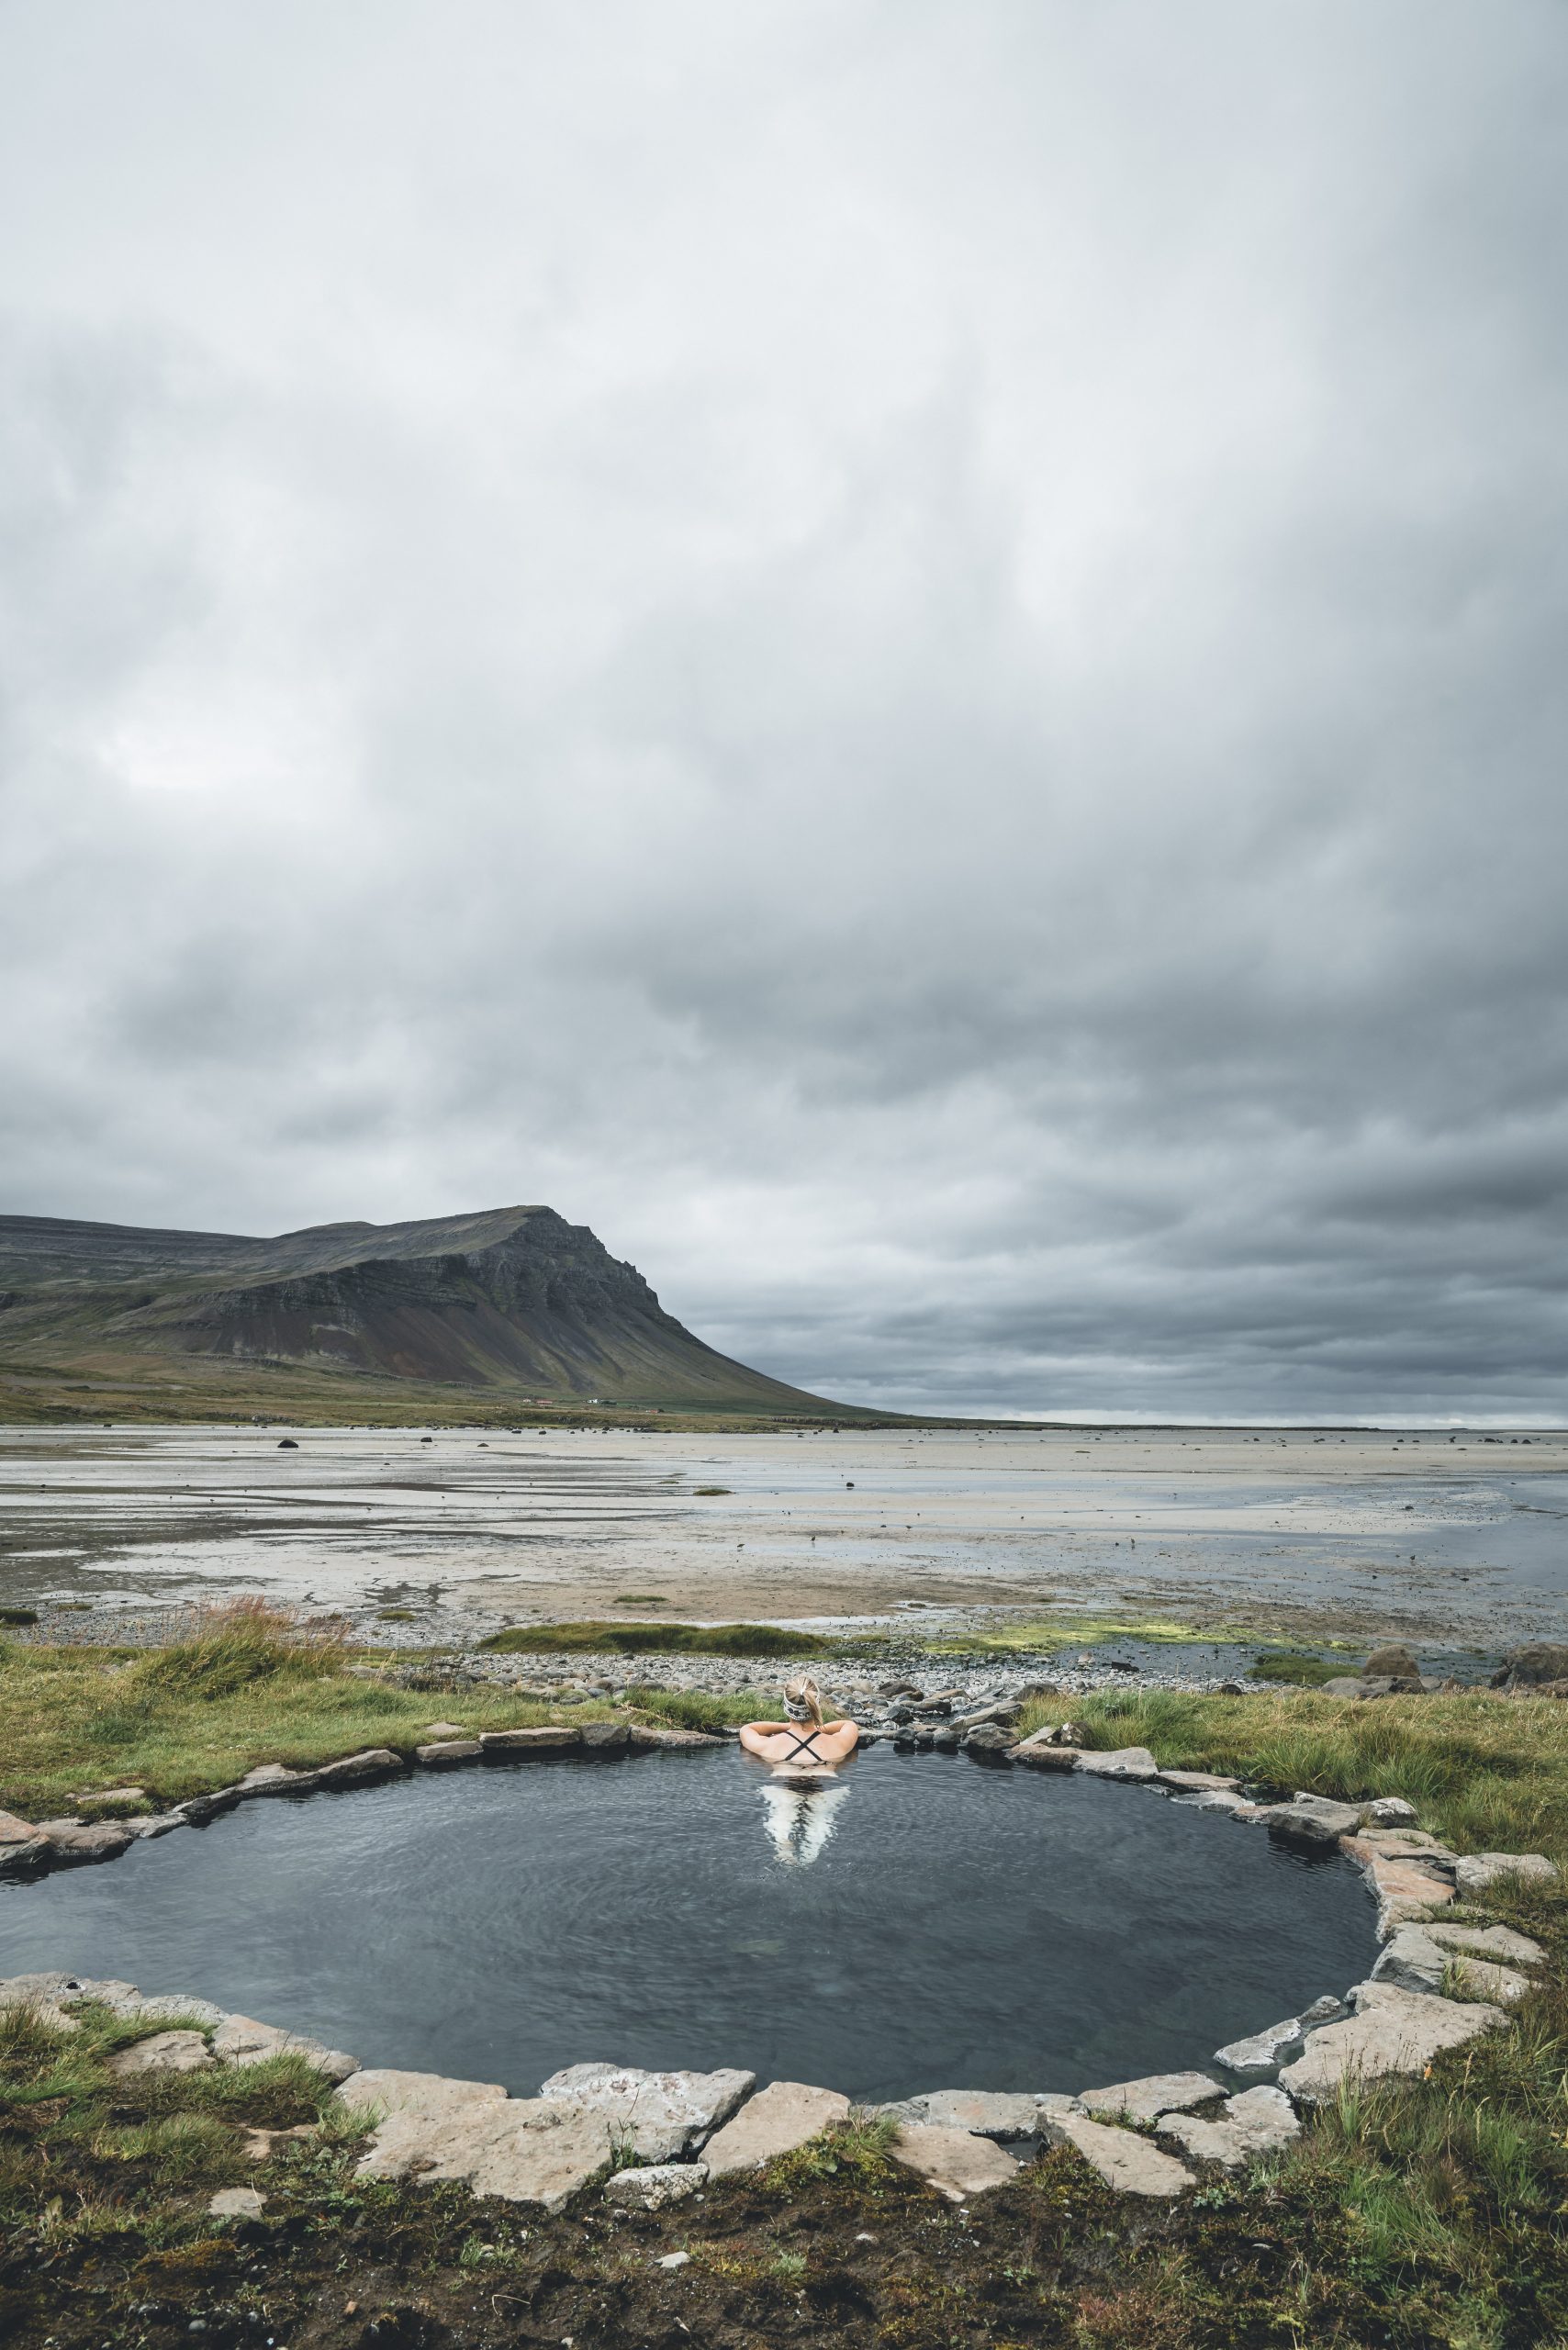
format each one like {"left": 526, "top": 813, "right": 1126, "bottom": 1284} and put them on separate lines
{"left": 0, "top": 1747, "right": 1377, "bottom": 2101}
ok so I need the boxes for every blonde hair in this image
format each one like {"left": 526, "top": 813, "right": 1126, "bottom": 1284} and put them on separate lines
{"left": 783, "top": 1675, "right": 823, "bottom": 1725}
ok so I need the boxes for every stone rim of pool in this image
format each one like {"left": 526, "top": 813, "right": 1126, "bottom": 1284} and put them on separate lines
{"left": 3, "top": 1727, "right": 1543, "bottom": 2205}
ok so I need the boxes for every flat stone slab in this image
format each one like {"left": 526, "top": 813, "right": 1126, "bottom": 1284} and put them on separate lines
{"left": 1426, "top": 1923, "right": 1544, "bottom": 1967}
{"left": 1080, "top": 2072, "right": 1220, "bottom": 2123}
{"left": 1372, "top": 1927, "right": 1532, "bottom": 2004}
{"left": 627, "top": 1724, "right": 724, "bottom": 1750}
{"left": 39, "top": 1822, "right": 135, "bottom": 1864}
{"left": 106, "top": 2030, "right": 213, "bottom": 2077}
{"left": 1074, "top": 1747, "right": 1159, "bottom": 1781}
{"left": 0, "top": 1836, "right": 50, "bottom": 1874}
{"left": 605, "top": 2161, "right": 709, "bottom": 2209}
{"left": 0, "top": 1810, "right": 39, "bottom": 1845}
{"left": 888, "top": 2123, "right": 1017, "bottom": 2201}
{"left": 1214, "top": 1997, "right": 1344, "bottom": 2079}
{"left": 540, "top": 2063, "right": 755, "bottom": 2161}
{"left": 358, "top": 2093, "right": 614, "bottom": 2210}
{"left": 415, "top": 1740, "right": 482, "bottom": 1766}
{"left": 1160, "top": 2086, "right": 1299, "bottom": 2170}
{"left": 212, "top": 2014, "right": 359, "bottom": 2083}
{"left": 1453, "top": 1852, "right": 1559, "bottom": 1896}
{"left": 876, "top": 2089, "right": 1053, "bottom": 2141}
{"left": 1039, "top": 2113, "right": 1194, "bottom": 2198}
{"left": 235, "top": 1764, "right": 317, "bottom": 1797}
{"left": 314, "top": 1748, "right": 406, "bottom": 1786}
{"left": 1260, "top": 1797, "right": 1362, "bottom": 1847}
{"left": 1158, "top": 1770, "right": 1241, "bottom": 1793}
{"left": 338, "top": 2068, "right": 509, "bottom": 2120}
{"left": 480, "top": 1727, "right": 582, "bottom": 1757}
{"left": 702, "top": 2080, "right": 849, "bottom": 2174}
{"left": 1011, "top": 1742, "right": 1079, "bottom": 1772}
{"left": 208, "top": 2187, "right": 266, "bottom": 2220}
{"left": 1278, "top": 1982, "right": 1507, "bottom": 2102}
{"left": 578, "top": 1721, "right": 631, "bottom": 1751}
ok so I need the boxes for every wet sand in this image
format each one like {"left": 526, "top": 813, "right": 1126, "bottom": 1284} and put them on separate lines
{"left": 2, "top": 1422, "right": 1565, "bottom": 1655}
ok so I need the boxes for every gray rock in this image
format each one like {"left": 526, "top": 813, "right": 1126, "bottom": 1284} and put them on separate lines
{"left": 702, "top": 2080, "right": 849, "bottom": 2174}
{"left": 212, "top": 2014, "right": 359, "bottom": 2083}
{"left": 629, "top": 1722, "right": 726, "bottom": 1750}
{"left": 1425, "top": 1923, "right": 1545, "bottom": 1968}
{"left": 887, "top": 2123, "right": 1018, "bottom": 2201}
{"left": 604, "top": 2160, "right": 709, "bottom": 2209}
{"left": 337, "top": 2067, "right": 509, "bottom": 2120}
{"left": 962, "top": 1724, "right": 1016, "bottom": 1753}
{"left": 1011, "top": 1742, "right": 1079, "bottom": 1772}
{"left": 360, "top": 2092, "right": 614, "bottom": 2210}
{"left": 1278, "top": 1981, "right": 1508, "bottom": 2101}
{"left": 180, "top": 1787, "right": 241, "bottom": 1825}
{"left": 1259, "top": 1796, "right": 1363, "bottom": 1848}
{"left": 314, "top": 1748, "right": 406, "bottom": 1787}
{"left": 235, "top": 1764, "right": 318, "bottom": 1797}
{"left": 1370, "top": 1925, "right": 1450, "bottom": 1995}
{"left": 128, "top": 1812, "right": 190, "bottom": 1840}
{"left": 1080, "top": 2072, "right": 1220, "bottom": 2123}
{"left": 1367, "top": 1797, "right": 1418, "bottom": 1826}
{"left": 1074, "top": 1747, "right": 1159, "bottom": 1782}
{"left": 578, "top": 1720, "right": 631, "bottom": 1751}
{"left": 1213, "top": 2004, "right": 1350, "bottom": 2080}
{"left": 1453, "top": 1852, "right": 1559, "bottom": 1896}
{"left": 40, "top": 1821, "right": 135, "bottom": 1864}
{"left": 1159, "top": 1770, "right": 1241, "bottom": 1794}
{"left": 539, "top": 2063, "right": 755, "bottom": 2161}
{"left": 480, "top": 1726, "right": 583, "bottom": 1756}
{"left": 875, "top": 2089, "right": 1050, "bottom": 2141}
{"left": 1490, "top": 1642, "right": 1568, "bottom": 1689}
{"left": 106, "top": 2030, "right": 214, "bottom": 2077}
{"left": 1160, "top": 2086, "right": 1299, "bottom": 2169}
{"left": 0, "top": 1836, "right": 50, "bottom": 1874}
{"left": 1038, "top": 2112, "right": 1195, "bottom": 2197}
{"left": 0, "top": 1809, "right": 39, "bottom": 1846}
{"left": 208, "top": 2187, "right": 266, "bottom": 2219}
{"left": 415, "top": 1739, "right": 482, "bottom": 1767}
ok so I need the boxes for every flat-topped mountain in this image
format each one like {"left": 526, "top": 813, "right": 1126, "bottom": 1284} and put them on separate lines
{"left": 0, "top": 1205, "right": 841, "bottom": 1417}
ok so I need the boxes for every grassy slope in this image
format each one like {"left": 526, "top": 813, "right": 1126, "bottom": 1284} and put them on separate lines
{"left": 3, "top": 1651, "right": 1566, "bottom": 2345}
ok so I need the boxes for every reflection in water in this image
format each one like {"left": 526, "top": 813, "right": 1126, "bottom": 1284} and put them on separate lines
{"left": 761, "top": 1775, "right": 851, "bottom": 1867}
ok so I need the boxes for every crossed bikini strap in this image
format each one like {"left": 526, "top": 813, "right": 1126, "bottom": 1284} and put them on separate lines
{"left": 778, "top": 1727, "right": 826, "bottom": 1763}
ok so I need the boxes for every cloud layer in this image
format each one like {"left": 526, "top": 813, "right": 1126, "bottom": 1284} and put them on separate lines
{"left": 3, "top": 1, "right": 1566, "bottom": 1419}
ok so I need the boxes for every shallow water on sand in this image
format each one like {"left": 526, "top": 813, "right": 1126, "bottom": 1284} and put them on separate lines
{"left": 0, "top": 1746, "right": 1377, "bottom": 2102}
{"left": 1, "top": 1423, "right": 1563, "bottom": 1651}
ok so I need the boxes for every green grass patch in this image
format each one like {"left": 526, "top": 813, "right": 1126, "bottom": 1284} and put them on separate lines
{"left": 477, "top": 1619, "right": 828, "bottom": 1657}
{"left": 693, "top": 1485, "right": 732, "bottom": 1495}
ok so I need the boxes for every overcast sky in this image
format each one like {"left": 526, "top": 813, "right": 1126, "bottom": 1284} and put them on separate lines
{"left": 2, "top": 2, "right": 1565, "bottom": 1422}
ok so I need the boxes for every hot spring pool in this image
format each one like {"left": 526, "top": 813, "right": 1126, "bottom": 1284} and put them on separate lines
{"left": 0, "top": 1747, "right": 1377, "bottom": 2100}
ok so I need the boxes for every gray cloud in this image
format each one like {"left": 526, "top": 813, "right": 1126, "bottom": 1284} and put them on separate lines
{"left": 1, "top": 0, "right": 1565, "bottom": 1419}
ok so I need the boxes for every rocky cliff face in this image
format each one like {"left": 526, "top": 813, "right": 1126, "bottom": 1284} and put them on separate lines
{"left": 0, "top": 1206, "right": 825, "bottom": 1409}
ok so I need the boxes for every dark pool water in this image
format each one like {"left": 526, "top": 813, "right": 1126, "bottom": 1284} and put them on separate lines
{"left": 0, "top": 1747, "right": 1377, "bottom": 2102}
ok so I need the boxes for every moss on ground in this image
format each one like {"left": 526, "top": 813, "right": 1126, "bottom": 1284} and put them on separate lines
{"left": 477, "top": 1619, "right": 832, "bottom": 1657}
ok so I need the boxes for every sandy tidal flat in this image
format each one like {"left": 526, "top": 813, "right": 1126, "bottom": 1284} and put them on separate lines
{"left": 1, "top": 1423, "right": 1564, "bottom": 1656}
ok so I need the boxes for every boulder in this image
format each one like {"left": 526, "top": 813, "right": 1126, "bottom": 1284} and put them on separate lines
{"left": 1259, "top": 1796, "right": 1362, "bottom": 1848}
{"left": 1080, "top": 2072, "right": 1220, "bottom": 2123}
{"left": 1371, "top": 1925, "right": 1453, "bottom": 1995}
{"left": 1159, "top": 2086, "right": 1299, "bottom": 2170}
{"left": 1011, "top": 1739, "right": 1079, "bottom": 1772}
{"left": 1214, "top": 1997, "right": 1344, "bottom": 2079}
{"left": 415, "top": 1740, "right": 483, "bottom": 1767}
{"left": 605, "top": 2161, "right": 709, "bottom": 2210}
{"left": 875, "top": 2089, "right": 1053, "bottom": 2141}
{"left": 0, "top": 1811, "right": 39, "bottom": 1847}
{"left": 1278, "top": 1981, "right": 1507, "bottom": 2101}
{"left": 1363, "top": 1645, "right": 1421, "bottom": 1680}
{"left": 538, "top": 2063, "right": 754, "bottom": 2161}
{"left": 180, "top": 1787, "right": 241, "bottom": 1825}
{"left": 887, "top": 2123, "right": 1017, "bottom": 2201}
{"left": 1490, "top": 1643, "right": 1568, "bottom": 1690}
{"left": 212, "top": 2015, "right": 359, "bottom": 2083}
{"left": 0, "top": 1835, "right": 50, "bottom": 1875}
{"left": 106, "top": 2031, "right": 213, "bottom": 2077}
{"left": 1038, "top": 2112, "right": 1194, "bottom": 2198}
{"left": 1367, "top": 1796, "right": 1418, "bottom": 1826}
{"left": 702, "top": 2081, "right": 849, "bottom": 2175}
{"left": 1453, "top": 1852, "right": 1559, "bottom": 1897}
{"left": 1074, "top": 1747, "right": 1159, "bottom": 1782}
{"left": 962, "top": 1724, "right": 1016, "bottom": 1755}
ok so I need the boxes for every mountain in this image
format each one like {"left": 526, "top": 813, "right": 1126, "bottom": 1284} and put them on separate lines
{"left": 0, "top": 1205, "right": 847, "bottom": 1420}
